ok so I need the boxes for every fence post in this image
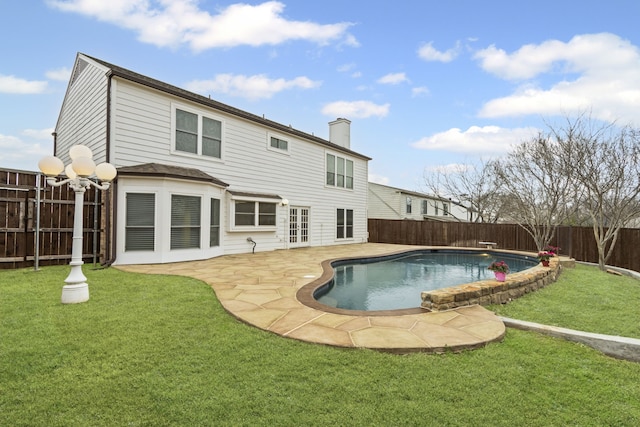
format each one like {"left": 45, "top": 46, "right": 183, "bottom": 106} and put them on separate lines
{"left": 34, "top": 173, "right": 41, "bottom": 271}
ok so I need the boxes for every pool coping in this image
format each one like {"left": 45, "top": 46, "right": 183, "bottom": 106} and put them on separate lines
{"left": 297, "top": 246, "right": 559, "bottom": 315}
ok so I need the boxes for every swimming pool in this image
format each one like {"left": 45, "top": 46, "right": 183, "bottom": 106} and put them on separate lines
{"left": 314, "top": 250, "right": 538, "bottom": 311}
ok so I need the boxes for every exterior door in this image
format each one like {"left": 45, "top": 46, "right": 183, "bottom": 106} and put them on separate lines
{"left": 289, "top": 207, "right": 310, "bottom": 247}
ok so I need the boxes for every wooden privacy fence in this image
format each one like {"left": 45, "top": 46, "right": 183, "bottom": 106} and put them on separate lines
{"left": 368, "top": 219, "right": 640, "bottom": 273}
{"left": 0, "top": 169, "right": 104, "bottom": 270}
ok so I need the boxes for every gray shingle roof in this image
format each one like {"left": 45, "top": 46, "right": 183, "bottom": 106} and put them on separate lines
{"left": 117, "top": 163, "right": 228, "bottom": 187}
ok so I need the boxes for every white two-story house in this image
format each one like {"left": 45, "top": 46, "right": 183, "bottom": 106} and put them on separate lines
{"left": 368, "top": 183, "right": 473, "bottom": 222}
{"left": 53, "top": 53, "right": 370, "bottom": 265}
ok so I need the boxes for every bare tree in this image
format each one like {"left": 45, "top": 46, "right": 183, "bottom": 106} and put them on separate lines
{"left": 423, "top": 159, "right": 504, "bottom": 222}
{"left": 493, "top": 134, "right": 577, "bottom": 251}
{"left": 550, "top": 116, "right": 640, "bottom": 270}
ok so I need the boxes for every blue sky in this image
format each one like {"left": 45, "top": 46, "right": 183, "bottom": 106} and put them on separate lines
{"left": 1, "top": 1, "right": 639, "bottom": 191}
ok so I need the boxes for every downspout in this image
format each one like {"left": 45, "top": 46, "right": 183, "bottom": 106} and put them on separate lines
{"left": 103, "top": 71, "right": 117, "bottom": 266}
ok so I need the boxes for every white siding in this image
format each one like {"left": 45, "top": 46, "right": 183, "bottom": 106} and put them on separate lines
{"left": 107, "top": 77, "right": 368, "bottom": 262}
{"left": 368, "top": 182, "right": 468, "bottom": 221}
{"left": 368, "top": 183, "right": 402, "bottom": 219}
{"left": 55, "top": 58, "right": 108, "bottom": 164}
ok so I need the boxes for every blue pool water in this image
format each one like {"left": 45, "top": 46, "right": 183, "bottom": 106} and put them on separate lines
{"left": 315, "top": 250, "right": 538, "bottom": 311}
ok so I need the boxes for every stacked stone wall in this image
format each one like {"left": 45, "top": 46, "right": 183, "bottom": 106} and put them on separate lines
{"left": 421, "top": 257, "right": 572, "bottom": 311}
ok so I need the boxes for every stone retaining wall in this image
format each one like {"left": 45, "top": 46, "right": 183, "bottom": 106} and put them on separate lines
{"left": 421, "top": 256, "right": 573, "bottom": 311}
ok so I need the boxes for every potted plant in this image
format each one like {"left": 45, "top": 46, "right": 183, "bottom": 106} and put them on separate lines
{"left": 538, "top": 251, "right": 553, "bottom": 267}
{"left": 488, "top": 260, "right": 509, "bottom": 282}
{"left": 544, "top": 245, "right": 561, "bottom": 256}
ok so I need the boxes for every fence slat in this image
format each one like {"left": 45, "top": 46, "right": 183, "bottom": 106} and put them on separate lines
{"left": 368, "top": 219, "right": 640, "bottom": 272}
{"left": 0, "top": 170, "right": 104, "bottom": 270}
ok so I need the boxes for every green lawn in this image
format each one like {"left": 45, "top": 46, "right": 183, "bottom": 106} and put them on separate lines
{"left": 1, "top": 264, "right": 639, "bottom": 426}
{"left": 491, "top": 263, "right": 640, "bottom": 339}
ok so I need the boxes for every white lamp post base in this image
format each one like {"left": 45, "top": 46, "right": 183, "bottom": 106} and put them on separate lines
{"left": 61, "top": 283, "right": 90, "bottom": 304}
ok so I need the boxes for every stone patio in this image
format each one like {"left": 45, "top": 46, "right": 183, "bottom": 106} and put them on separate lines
{"left": 117, "top": 243, "right": 507, "bottom": 353}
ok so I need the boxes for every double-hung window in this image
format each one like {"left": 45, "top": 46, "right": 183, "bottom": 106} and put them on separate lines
{"left": 336, "top": 208, "right": 353, "bottom": 239}
{"left": 326, "top": 153, "right": 353, "bottom": 189}
{"left": 406, "top": 197, "right": 412, "bottom": 214}
{"left": 171, "top": 195, "right": 201, "bottom": 250}
{"left": 125, "top": 193, "right": 155, "bottom": 251}
{"left": 175, "top": 107, "right": 222, "bottom": 158}
{"left": 421, "top": 200, "right": 429, "bottom": 215}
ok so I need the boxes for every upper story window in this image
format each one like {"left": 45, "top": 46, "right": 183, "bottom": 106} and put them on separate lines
{"left": 443, "top": 202, "right": 449, "bottom": 216}
{"left": 406, "top": 197, "right": 412, "bottom": 214}
{"left": 326, "top": 153, "right": 353, "bottom": 189}
{"left": 421, "top": 200, "right": 429, "bottom": 215}
{"left": 174, "top": 107, "right": 222, "bottom": 159}
{"left": 269, "top": 136, "right": 288, "bottom": 151}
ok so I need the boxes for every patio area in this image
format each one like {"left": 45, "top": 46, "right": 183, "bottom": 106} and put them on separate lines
{"left": 117, "top": 243, "right": 506, "bottom": 353}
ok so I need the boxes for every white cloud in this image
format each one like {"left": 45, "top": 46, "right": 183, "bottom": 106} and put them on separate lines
{"left": 47, "top": 0, "right": 357, "bottom": 51}
{"left": 184, "top": 73, "right": 321, "bottom": 100}
{"left": 22, "top": 128, "right": 55, "bottom": 140}
{"left": 45, "top": 67, "right": 72, "bottom": 81}
{"left": 368, "top": 173, "right": 390, "bottom": 185}
{"left": 337, "top": 63, "right": 361, "bottom": 78}
{"left": 337, "top": 63, "right": 356, "bottom": 73}
{"left": 321, "top": 100, "right": 390, "bottom": 119}
{"left": 411, "top": 86, "right": 430, "bottom": 97}
{"left": 411, "top": 125, "right": 539, "bottom": 154}
{"left": 0, "top": 133, "right": 52, "bottom": 171}
{"left": 475, "top": 33, "right": 640, "bottom": 124}
{"left": 417, "top": 41, "right": 460, "bottom": 62}
{"left": 377, "top": 72, "right": 409, "bottom": 85}
{"left": 0, "top": 75, "right": 48, "bottom": 94}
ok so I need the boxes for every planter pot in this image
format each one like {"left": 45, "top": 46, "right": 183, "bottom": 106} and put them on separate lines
{"left": 541, "top": 260, "right": 550, "bottom": 267}
{"left": 494, "top": 271, "right": 506, "bottom": 282}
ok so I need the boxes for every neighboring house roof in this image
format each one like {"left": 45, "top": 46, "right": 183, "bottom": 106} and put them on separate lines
{"left": 368, "top": 182, "right": 451, "bottom": 203}
{"left": 117, "top": 163, "right": 229, "bottom": 187}
{"left": 82, "top": 53, "right": 371, "bottom": 161}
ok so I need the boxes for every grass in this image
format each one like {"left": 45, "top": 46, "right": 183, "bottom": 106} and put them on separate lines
{"left": 1, "top": 264, "right": 640, "bottom": 426}
{"left": 490, "top": 263, "right": 640, "bottom": 339}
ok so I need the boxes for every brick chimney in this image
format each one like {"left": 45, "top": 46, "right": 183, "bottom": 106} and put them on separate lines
{"left": 329, "top": 118, "right": 351, "bottom": 149}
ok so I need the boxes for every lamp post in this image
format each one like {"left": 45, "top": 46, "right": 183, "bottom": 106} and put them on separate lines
{"left": 38, "top": 145, "right": 117, "bottom": 304}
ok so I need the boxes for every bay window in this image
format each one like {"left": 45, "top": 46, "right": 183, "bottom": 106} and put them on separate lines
{"left": 171, "top": 195, "right": 201, "bottom": 250}
{"left": 125, "top": 193, "right": 155, "bottom": 251}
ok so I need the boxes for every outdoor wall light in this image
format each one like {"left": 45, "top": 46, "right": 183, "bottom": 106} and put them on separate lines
{"left": 38, "top": 144, "right": 117, "bottom": 304}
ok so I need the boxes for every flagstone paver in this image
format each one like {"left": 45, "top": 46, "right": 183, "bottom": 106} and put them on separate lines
{"left": 117, "top": 243, "right": 506, "bottom": 353}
